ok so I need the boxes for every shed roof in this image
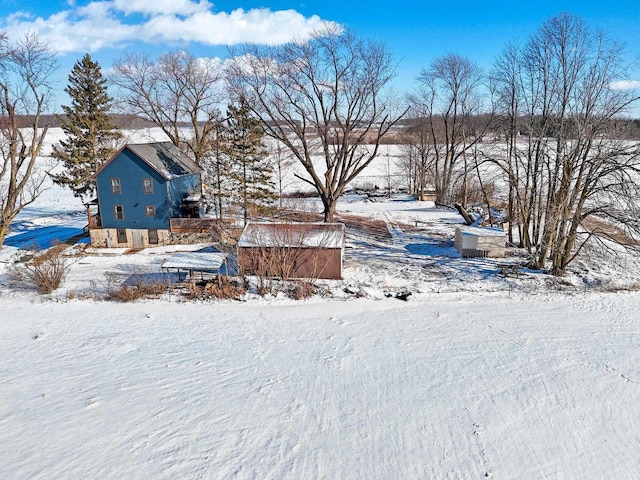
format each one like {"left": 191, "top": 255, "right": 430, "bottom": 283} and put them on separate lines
{"left": 456, "top": 226, "right": 506, "bottom": 237}
{"left": 238, "top": 222, "right": 345, "bottom": 249}
{"left": 161, "top": 251, "right": 228, "bottom": 271}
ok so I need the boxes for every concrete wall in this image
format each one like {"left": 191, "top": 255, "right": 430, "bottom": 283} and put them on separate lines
{"left": 89, "top": 228, "right": 171, "bottom": 248}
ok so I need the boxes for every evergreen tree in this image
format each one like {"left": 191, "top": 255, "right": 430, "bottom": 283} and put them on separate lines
{"left": 201, "top": 122, "right": 233, "bottom": 220}
{"left": 51, "top": 53, "right": 121, "bottom": 200}
{"left": 221, "top": 97, "right": 275, "bottom": 224}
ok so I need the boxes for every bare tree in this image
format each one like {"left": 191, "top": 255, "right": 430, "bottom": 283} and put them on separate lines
{"left": 270, "top": 140, "right": 293, "bottom": 208}
{"left": 226, "top": 27, "right": 407, "bottom": 222}
{"left": 490, "top": 43, "right": 522, "bottom": 245}
{"left": 0, "top": 32, "right": 57, "bottom": 246}
{"left": 110, "top": 51, "right": 226, "bottom": 212}
{"left": 410, "top": 54, "right": 488, "bottom": 205}
{"left": 489, "top": 13, "right": 640, "bottom": 274}
{"left": 399, "top": 114, "right": 436, "bottom": 198}
{"left": 110, "top": 50, "right": 224, "bottom": 163}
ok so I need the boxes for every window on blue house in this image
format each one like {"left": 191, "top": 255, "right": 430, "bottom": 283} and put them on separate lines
{"left": 114, "top": 205, "right": 124, "bottom": 220}
{"left": 142, "top": 178, "right": 153, "bottom": 194}
{"left": 117, "top": 229, "right": 127, "bottom": 243}
{"left": 148, "top": 229, "right": 158, "bottom": 245}
{"left": 111, "top": 178, "right": 121, "bottom": 194}
{"left": 145, "top": 205, "right": 155, "bottom": 217}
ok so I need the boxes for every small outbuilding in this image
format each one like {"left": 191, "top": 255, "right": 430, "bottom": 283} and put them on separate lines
{"left": 161, "top": 249, "right": 231, "bottom": 280}
{"left": 454, "top": 226, "right": 506, "bottom": 258}
{"left": 237, "top": 222, "right": 346, "bottom": 280}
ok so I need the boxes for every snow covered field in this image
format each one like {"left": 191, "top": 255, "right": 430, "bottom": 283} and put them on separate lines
{"left": 2, "top": 129, "right": 640, "bottom": 478}
{"left": 2, "top": 293, "right": 640, "bottom": 478}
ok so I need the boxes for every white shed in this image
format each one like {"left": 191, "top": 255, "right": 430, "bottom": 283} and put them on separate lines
{"left": 454, "top": 226, "right": 506, "bottom": 258}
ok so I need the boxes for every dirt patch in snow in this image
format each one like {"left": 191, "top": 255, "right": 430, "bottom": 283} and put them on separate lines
{"left": 337, "top": 214, "right": 391, "bottom": 242}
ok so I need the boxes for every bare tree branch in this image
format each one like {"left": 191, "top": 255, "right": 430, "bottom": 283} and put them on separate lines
{"left": 226, "top": 27, "right": 407, "bottom": 221}
{"left": 489, "top": 13, "right": 640, "bottom": 274}
{"left": 0, "top": 32, "right": 57, "bottom": 246}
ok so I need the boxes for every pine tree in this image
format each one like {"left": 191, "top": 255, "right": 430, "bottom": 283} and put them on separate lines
{"left": 201, "top": 123, "right": 233, "bottom": 220}
{"left": 221, "top": 97, "right": 275, "bottom": 225}
{"left": 51, "top": 53, "right": 121, "bottom": 200}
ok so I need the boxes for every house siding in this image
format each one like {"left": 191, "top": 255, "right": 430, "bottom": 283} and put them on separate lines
{"left": 167, "top": 173, "right": 202, "bottom": 218}
{"left": 96, "top": 148, "right": 202, "bottom": 231}
{"left": 97, "top": 149, "right": 170, "bottom": 230}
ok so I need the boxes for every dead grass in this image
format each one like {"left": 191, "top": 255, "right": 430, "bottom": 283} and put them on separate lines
{"left": 185, "top": 275, "right": 247, "bottom": 300}
{"left": 273, "top": 208, "right": 324, "bottom": 223}
{"left": 66, "top": 291, "right": 101, "bottom": 301}
{"left": 599, "top": 283, "right": 640, "bottom": 292}
{"left": 105, "top": 282, "right": 168, "bottom": 302}
{"left": 337, "top": 214, "right": 391, "bottom": 241}
{"left": 290, "top": 280, "right": 316, "bottom": 300}
{"left": 582, "top": 216, "right": 640, "bottom": 247}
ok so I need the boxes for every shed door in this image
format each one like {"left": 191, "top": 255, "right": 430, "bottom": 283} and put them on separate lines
{"left": 132, "top": 229, "right": 145, "bottom": 248}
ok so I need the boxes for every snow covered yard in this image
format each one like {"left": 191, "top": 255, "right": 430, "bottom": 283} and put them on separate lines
{"left": 1, "top": 293, "right": 640, "bottom": 478}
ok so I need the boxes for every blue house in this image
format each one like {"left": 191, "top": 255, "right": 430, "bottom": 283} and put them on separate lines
{"left": 88, "top": 142, "right": 202, "bottom": 248}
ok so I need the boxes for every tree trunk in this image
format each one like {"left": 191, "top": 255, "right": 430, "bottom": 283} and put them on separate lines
{"left": 0, "top": 222, "right": 10, "bottom": 246}
{"left": 323, "top": 199, "right": 337, "bottom": 222}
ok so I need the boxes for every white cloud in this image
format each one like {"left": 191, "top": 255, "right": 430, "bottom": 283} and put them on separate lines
{"left": 143, "top": 8, "right": 338, "bottom": 46}
{"left": 609, "top": 80, "right": 640, "bottom": 90}
{"left": 4, "top": 10, "right": 138, "bottom": 53}
{"left": 5, "top": 11, "right": 27, "bottom": 21}
{"left": 111, "top": 0, "right": 211, "bottom": 16}
{"left": 0, "top": 1, "right": 341, "bottom": 54}
{"left": 76, "top": 2, "right": 113, "bottom": 18}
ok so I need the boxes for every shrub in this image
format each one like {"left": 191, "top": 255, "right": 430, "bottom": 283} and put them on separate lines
{"left": 66, "top": 291, "right": 99, "bottom": 301}
{"left": 185, "top": 275, "right": 247, "bottom": 300}
{"left": 21, "top": 243, "right": 70, "bottom": 294}
{"left": 105, "top": 281, "right": 168, "bottom": 302}
{"left": 291, "top": 280, "right": 315, "bottom": 300}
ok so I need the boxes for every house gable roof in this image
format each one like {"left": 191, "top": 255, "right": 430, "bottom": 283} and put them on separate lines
{"left": 98, "top": 142, "right": 200, "bottom": 180}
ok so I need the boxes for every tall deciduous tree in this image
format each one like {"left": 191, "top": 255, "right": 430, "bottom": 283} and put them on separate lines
{"left": 409, "top": 54, "right": 488, "bottom": 205}
{"left": 399, "top": 114, "right": 436, "bottom": 199}
{"left": 51, "top": 53, "right": 121, "bottom": 200}
{"left": 110, "top": 50, "right": 223, "bottom": 166}
{"left": 221, "top": 97, "right": 275, "bottom": 225}
{"left": 0, "top": 33, "right": 57, "bottom": 246}
{"left": 490, "top": 13, "right": 640, "bottom": 274}
{"left": 226, "top": 27, "right": 406, "bottom": 222}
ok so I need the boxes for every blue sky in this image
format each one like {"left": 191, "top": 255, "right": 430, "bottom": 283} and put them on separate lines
{"left": 1, "top": 0, "right": 639, "bottom": 112}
